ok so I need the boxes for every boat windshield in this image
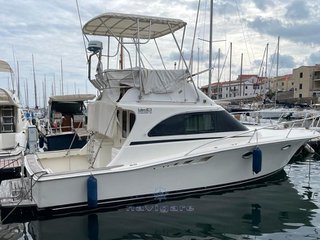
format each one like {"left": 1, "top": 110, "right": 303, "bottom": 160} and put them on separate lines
{"left": 148, "top": 111, "right": 248, "bottom": 137}
{"left": 51, "top": 101, "right": 84, "bottom": 114}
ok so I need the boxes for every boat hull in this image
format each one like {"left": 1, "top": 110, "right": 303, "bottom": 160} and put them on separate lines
{"left": 25, "top": 138, "right": 304, "bottom": 211}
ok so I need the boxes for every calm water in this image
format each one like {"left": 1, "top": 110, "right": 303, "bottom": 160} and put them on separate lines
{"left": 1, "top": 153, "right": 320, "bottom": 240}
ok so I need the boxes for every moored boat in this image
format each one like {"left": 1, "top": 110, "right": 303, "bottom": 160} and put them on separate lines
{"left": 0, "top": 13, "right": 319, "bottom": 221}
{"left": 0, "top": 61, "right": 29, "bottom": 180}
{"left": 40, "top": 94, "right": 95, "bottom": 151}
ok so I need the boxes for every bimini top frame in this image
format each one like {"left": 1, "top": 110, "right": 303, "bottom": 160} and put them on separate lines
{"left": 82, "top": 12, "right": 199, "bottom": 101}
{"left": 82, "top": 12, "right": 186, "bottom": 39}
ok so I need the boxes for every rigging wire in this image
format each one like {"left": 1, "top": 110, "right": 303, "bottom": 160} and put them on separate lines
{"left": 189, "top": 0, "right": 201, "bottom": 74}
{"left": 234, "top": 0, "right": 253, "bottom": 65}
{"left": 75, "top": 0, "right": 89, "bottom": 62}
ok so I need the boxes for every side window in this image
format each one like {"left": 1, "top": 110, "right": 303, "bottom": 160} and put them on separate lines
{"left": 148, "top": 111, "right": 247, "bottom": 137}
{"left": 119, "top": 109, "right": 136, "bottom": 138}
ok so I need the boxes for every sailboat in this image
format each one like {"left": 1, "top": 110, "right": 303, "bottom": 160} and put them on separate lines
{"left": 0, "top": 13, "right": 319, "bottom": 221}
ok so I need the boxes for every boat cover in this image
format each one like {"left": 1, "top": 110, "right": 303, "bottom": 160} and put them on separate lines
{"left": 83, "top": 12, "right": 186, "bottom": 39}
{"left": 87, "top": 94, "right": 117, "bottom": 138}
{"left": 94, "top": 68, "right": 188, "bottom": 95}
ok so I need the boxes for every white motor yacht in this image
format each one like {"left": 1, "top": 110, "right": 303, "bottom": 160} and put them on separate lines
{"left": 0, "top": 60, "right": 29, "bottom": 180}
{"left": 0, "top": 13, "right": 319, "bottom": 221}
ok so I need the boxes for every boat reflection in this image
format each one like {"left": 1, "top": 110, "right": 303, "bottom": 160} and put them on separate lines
{"left": 27, "top": 170, "right": 318, "bottom": 240}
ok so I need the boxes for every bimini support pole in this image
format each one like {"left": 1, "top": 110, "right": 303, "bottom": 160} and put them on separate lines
{"left": 137, "top": 18, "right": 143, "bottom": 99}
{"left": 169, "top": 24, "right": 199, "bottom": 101}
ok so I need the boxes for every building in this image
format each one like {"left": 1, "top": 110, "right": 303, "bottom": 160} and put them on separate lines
{"left": 292, "top": 65, "right": 320, "bottom": 102}
{"left": 200, "top": 64, "right": 320, "bottom": 104}
{"left": 270, "top": 74, "right": 294, "bottom": 92}
{"left": 201, "top": 75, "right": 268, "bottom": 101}
{"left": 269, "top": 74, "right": 294, "bottom": 103}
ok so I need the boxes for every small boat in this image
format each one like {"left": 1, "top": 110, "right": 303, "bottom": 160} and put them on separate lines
{"left": 0, "top": 61, "right": 29, "bottom": 180}
{"left": 40, "top": 94, "right": 95, "bottom": 151}
{"left": 0, "top": 13, "right": 319, "bottom": 221}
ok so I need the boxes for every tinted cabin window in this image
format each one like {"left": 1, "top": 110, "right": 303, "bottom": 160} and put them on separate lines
{"left": 148, "top": 111, "right": 247, "bottom": 137}
{"left": 52, "top": 101, "right": 83, "bottom": 114}
{"left": 119, "top": 110, "right": 136, "bottom": 138}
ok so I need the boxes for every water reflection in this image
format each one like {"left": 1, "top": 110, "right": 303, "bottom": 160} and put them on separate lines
{"left": 25, "top": 170, "right": 318, "bottom": 240}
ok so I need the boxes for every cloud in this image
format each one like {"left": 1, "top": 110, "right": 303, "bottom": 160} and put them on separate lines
{"left": 252, "top": 0, "right": 276, "bottom": 11}
{"left": 308, "top": 51, "right": 320, "bottom": 65}
{"left": 285, "top": 0, "right": 309, "bottom": 20}
{"left": 268, "top": 53, "right": 296, "bottom": 71}
{"left": 247, "top": 17, "right": 320, "bottom": 45}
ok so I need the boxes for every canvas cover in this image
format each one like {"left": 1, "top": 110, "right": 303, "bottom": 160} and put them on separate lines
{"left": 83, "top": 12, "right": 186, "bottom": 39}
{"left": 98, "top": 68, "right": 188, "bottom": 95}
{"left": 87, "top": 94, "right": 117, "bottom": 138}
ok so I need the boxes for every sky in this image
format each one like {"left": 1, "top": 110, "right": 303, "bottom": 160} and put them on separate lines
{"left": 0, "top": 0, "right": 319, "bottom": 108}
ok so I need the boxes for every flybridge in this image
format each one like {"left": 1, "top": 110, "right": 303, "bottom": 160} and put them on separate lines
{"left": 82, "top": 12, "right": 199, "bottom": 101}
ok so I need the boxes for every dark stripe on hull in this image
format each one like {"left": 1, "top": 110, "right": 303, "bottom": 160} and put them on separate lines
{"left": 130, "top": 135, "right": 247, "bottom": 145}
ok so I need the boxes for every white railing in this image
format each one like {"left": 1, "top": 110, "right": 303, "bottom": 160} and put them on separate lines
{"left": 185, "top": 114, "right": 320, "bottom": 157}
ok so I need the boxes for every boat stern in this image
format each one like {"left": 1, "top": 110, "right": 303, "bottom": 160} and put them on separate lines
{"left": 0, "top": 178, "right": 38, "bottom": 223}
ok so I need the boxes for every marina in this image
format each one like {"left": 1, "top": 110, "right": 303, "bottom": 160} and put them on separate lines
{"left": 0, "top": 1, "right": 320, "bottom": 239}
{"left": 0, "top": 12, "right": 320, "bottom": 222}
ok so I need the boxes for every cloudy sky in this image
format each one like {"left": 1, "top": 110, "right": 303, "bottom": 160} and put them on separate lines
{"left": 0, "top": 0, "right": 319, "bottom": 107}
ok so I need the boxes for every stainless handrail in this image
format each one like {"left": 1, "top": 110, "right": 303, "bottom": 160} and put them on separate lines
{"left": 185, "top": 114, "right": 320, "bottom": 157}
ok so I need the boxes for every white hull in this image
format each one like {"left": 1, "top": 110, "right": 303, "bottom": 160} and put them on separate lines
{"left": 26, "top": 177, "right": 316, "bottom": 240}
{"left": 26, "top": 136, "right": 305, "bottom": 210}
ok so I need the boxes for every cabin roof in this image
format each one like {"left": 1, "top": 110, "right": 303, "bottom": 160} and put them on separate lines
{"left": 0, "top": 60, "right": 13, "bottom": 73}
{"left": 49, "top": 94, "right": 96, "bottom": 103}
{"left": 0, "top": 88, "right": 18, "bottom": 107}
{"left": 82, "top": 12, "right": 186, "bottom": 39}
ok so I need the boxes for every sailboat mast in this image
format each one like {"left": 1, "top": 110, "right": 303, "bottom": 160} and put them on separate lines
{"left": 60, "top": 58, "right": 64, "bottom": 95}
{"left": 217, "top": 48, "right": 221, "bottom": 99}
{"left": 24, "top": 79, "right": 29, "bottom": 108}
{"left": 53, "top": 73, "right": 56, "bottom": 96}
{"left": 276, "top": 36, "right": 280, "bottom": 77}
{"left": 265, "top": 43, "right": 269, "bottom": 95}
{"left": 17, "top": 61, "right": 20, "bottom": 99}
{"left": 43, "top": 75, "right": 47, "bottom": 110}
{"left": 240, "top": 53, "right": 243, "bottom": 97}
{"left": 32, "top": 54, "right": 38, "bottom": 108}
{"left": 228, "top": 42, "right": 232, "bottom": 98}
{"left": 208, "top": 0, "right": 213, "bottom": 98}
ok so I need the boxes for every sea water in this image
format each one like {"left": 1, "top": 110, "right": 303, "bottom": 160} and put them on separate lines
{"left": 0, "top": 153, "right": 319, "bottom": 240}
